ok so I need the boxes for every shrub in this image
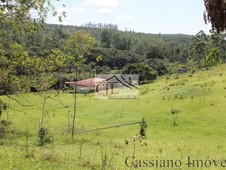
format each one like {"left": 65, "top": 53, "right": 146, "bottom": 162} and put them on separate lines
{"left": 38, "top": 127, "right": 53, "bottom": 146}
{"left": 0, "top": 100, "right": 7, "bottom": 117}
{"left": 0, "top": 120, "right": 12, "bottom": 139}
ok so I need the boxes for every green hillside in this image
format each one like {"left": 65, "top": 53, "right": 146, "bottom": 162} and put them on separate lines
{"left": 0, "top": 64, "right": 226, "bottom": 169}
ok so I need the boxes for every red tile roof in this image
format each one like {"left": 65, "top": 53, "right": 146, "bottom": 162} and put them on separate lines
{"left": 65, "top": 78, "right": 105, "bottom": 87}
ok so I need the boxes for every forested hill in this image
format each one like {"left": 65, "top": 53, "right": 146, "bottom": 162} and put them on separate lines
{"left": 13, "top": 23, "right": 195, "bottom": 68}
{"left": 48, "top": 23, "right": 194, "bottom": 56}
{"left": 1, "top": 23, "right": 194, "bottom": 61}
{"left": 1, "top": 22, "right": 225, "bottom": 92}
{"left": 49, "top": 23, "right": 194, "bottom": 44}
{"left": 47, "top": 23, "right": 194, "bottom": 64}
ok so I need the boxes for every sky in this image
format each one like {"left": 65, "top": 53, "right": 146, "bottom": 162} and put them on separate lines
{"left": 47, "top": 0, "right": 212, "bottom": 35}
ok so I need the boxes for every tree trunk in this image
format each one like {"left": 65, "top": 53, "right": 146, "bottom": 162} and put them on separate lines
{"left": 71, "top": 68, "right": 78, "bottom": 139}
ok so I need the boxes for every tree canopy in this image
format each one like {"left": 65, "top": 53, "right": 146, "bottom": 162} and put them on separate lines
{"left": 0, "top": 0, "right": 65, "bottom": 30}
{"left": 204, "top": 0, "right": 226, "bottom": 33}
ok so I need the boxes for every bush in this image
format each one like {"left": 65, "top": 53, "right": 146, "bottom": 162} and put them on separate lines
{"left": 38, "top": 127, "right": 53, "bottom": 146}
{"left": 0, "top": 100, "right": 7, "bottom": 117}
{"left": 0, "top": 120, "right": 12, "bottom": 139}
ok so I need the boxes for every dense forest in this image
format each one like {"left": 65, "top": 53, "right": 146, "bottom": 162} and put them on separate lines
{"left": 0, "top": 21, "right": 226, "bottom": 96}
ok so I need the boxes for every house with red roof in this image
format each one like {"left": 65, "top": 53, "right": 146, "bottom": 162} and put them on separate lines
{"left": 65, "top": 77, "right": 105, "bottom": 93}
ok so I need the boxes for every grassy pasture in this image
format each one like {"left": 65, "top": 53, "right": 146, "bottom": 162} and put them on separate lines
{"left": 0, "top": 64, "right": 226, "bottom": 169}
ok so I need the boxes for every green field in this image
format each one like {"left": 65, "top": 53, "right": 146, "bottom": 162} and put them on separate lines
{"left": 1, "top": 64, "right": 226, "bottom": 170}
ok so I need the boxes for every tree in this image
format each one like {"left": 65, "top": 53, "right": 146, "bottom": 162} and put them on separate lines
{"left": 144, "top": 58, "right": 168, "bottom": 76}
{"left": 190, "top": 30, "right": 209, "bottom": 68}
{"left": 209, "top": 32, "right": 226, "bottom": 63}
{"left": 0, "top": 43, "right": 32, "bottom": 94}
{"left": 0, "top": 0, "right": 65, "bottom": 141}
{"left": 0, "top": 46, "right": 11, "bottom": 94}
{"left": 204, "top": 0, "right": 226, "bottom": 33}
{"left": 0, "top": 0, "right": 65, "bottom": 30}
{"left": 145, "top": 45, "right": 164, "bottom": 59}
{"left": 122, "top": 63, "right": 157, "bottom": 84}
{"left": 0, "top": 0, "right": 65, "bottom": 92}
{"left": 101, "top": 29, "right": 112, "bottom": 48}
{"left": 205, "top": 47, "right": 221, "bottom": 66}
{"left": 65, "top": 30, "right": 97, "bottom": 139}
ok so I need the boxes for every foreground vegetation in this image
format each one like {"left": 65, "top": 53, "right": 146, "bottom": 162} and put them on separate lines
{"left": 0, "top": 63, "right": 226, "bottom": 169}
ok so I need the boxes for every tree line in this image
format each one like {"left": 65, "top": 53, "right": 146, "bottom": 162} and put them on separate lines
{"left": 1, "top": 22, "right": 226, "bottom": 89}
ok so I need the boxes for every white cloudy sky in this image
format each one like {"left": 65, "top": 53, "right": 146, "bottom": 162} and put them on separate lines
{"left": 47, "top": 0, "right": 212, "bottom": 35}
